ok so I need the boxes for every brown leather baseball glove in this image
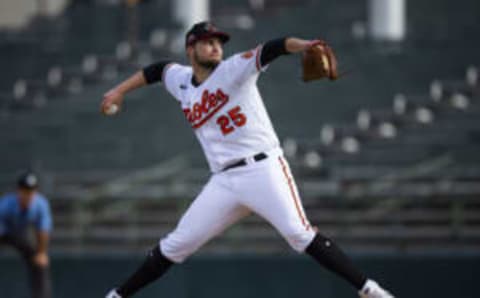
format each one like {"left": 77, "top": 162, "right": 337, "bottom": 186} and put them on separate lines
{"left": 302, "top": 40, "right": 338, "bottom": 82}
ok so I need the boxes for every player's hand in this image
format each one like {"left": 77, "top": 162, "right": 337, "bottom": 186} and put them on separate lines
{"left": 33, "top": 252, "right": 49, "bottom": 268}
{"left": 101, "top": 88, "right": 124, "bottom": 115}
{"left": 306, "top": 39, "right": 324, "bottom": 50}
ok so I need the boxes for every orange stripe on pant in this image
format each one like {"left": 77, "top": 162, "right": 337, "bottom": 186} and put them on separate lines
{"left": 278, "top": 156, "right": 311, "bottom": 230}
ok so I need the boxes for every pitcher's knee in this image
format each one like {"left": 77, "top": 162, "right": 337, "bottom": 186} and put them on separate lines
{"left": 285, "top": 229, "right": 316, "bottom": 253}
{"left": 159, "top": 232, "right": 205, "bottom": 263}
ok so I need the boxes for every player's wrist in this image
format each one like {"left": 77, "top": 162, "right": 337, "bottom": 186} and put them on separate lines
{"left": 105, "top": 88, "right": 125, "bottom": 102}
{"left": 112, "top": 86, "right": 127, "bottom": 97}
{"left": 286, "top": 38, "right": 318, "bottom": 53}
{"left": 306, "top": 39, "right": 324, "bottom": 49}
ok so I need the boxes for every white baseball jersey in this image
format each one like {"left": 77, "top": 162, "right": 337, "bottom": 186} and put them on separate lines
{"left": 157, "top": 45, "right": 315, "bottom": 264}
{"left": 162, "top": 46, "right": 280, "bottom": 172}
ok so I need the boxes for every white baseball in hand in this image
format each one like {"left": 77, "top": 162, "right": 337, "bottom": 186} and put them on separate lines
{"left": 104, "top": 104, "right": 119, "bottom": 116}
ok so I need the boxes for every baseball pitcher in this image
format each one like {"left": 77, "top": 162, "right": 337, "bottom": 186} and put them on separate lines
{"left": 101, "top": 21, "right": 394, "bottom": 298}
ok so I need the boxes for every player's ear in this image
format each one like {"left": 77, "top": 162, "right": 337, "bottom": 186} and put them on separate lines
{"left": 186, "top": 45, "right": 194, "bottom": 58}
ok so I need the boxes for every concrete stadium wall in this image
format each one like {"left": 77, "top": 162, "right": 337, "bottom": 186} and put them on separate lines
{"left": 0, "top": 0, "right": 36, "bottom": 28}
{"left": 0, "top": 0, "right": 68, "bottom": 28}
{"left": 0, "top": 254, "right": 479, "bottom": 298}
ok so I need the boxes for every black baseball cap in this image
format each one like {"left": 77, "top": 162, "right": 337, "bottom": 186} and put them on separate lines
{"left": 17, "top": 172, "right": 39, "bottom": 190}
{"left": 185, "top": 21, "right": 230, "bottom": 47}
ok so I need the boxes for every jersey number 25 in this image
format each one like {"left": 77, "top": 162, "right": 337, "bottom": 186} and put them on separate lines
{"left": 216, "top": 106, "right": 247, "bottom": 135}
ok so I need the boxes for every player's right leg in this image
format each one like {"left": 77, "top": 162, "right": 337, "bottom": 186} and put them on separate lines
{"left": 238, "top": 154, "right": 394, "bottom": 297}
{"left": 107, "top": 173, "right": 250, "bottom": 297}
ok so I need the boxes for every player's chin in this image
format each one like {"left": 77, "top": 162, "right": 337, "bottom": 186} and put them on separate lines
{"left": 199, "top": 59, "right": 221, "bottom": 69}
{"left": 208, "top": 55, "right": 222, "bottom": 64}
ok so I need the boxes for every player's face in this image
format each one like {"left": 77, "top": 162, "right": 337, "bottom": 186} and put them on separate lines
{"left": 190, "top": 37, "right": 223, "bottom": 69}
{"left": 17, "top": 187, "right": 36, "bottom": 209}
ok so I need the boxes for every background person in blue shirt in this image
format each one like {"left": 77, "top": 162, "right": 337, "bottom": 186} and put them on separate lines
{"left": 0, "top": 172, "right": 53, "bottom": 298}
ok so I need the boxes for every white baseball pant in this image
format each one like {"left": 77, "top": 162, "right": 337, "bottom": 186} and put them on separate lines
{"left": 160, "top": 148, "right": 316, "bottom": 263}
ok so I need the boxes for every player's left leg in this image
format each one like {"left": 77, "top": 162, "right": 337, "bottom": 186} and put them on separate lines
{"left": 238, "top": 154, "right": 393, "bottom": 297}
{"left": 107, "top": 173, "right": 250, "bottom": 298}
